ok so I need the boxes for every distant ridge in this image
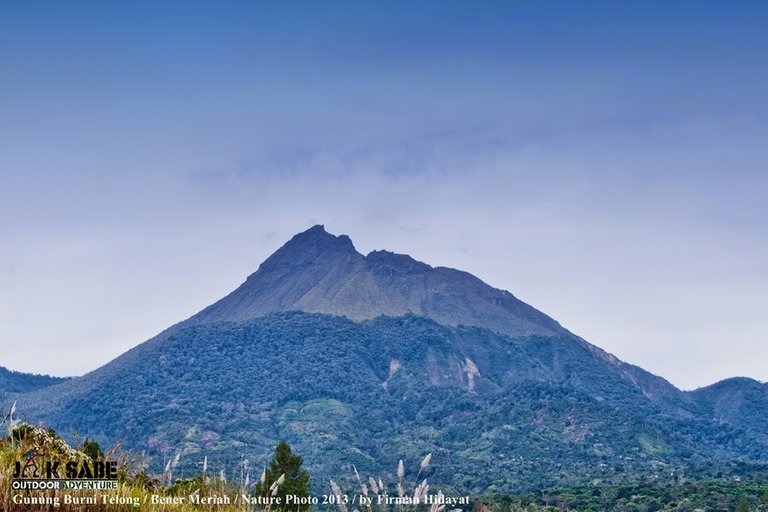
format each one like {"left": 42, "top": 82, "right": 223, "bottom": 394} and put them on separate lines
{"left": 0, "top": 365, "right": 68, "bottom": 397}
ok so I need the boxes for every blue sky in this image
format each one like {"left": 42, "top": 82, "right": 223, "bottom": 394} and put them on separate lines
{"left": 1, "top": 1, "right": 766, "bottom": 389}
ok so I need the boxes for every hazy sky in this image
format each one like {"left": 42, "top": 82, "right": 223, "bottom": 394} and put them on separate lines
{"left": 1, "top": 1, "right": 766, "bottom": 390}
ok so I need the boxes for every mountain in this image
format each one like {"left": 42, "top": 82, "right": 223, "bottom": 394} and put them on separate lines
{"left": 14, "top": 226, "right": 768, "bottom": 493}
{"left": 0, "top": 365, "right": 68, "bottom": 398}
{"left": 691, "top": 378, "right": 768, "bottom": 438}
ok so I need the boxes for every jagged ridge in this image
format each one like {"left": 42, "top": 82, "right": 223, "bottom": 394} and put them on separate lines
{"left": 194, "top": 225, "right": 565, "bottom": 337}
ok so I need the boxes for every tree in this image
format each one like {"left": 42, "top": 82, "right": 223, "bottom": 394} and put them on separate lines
{"left": 738, "top": 495, "right": 750, "bottom": 512}
{"left": 81, "top": 437, "right": 104, "bottom": 461}
{"left": 254, "top": 441, "right": 311, "bottom": 510}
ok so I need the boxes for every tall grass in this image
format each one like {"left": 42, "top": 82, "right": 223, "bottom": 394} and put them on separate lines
{"left": 0, "top": 417, "right": 465, "bottom": 511}
{"left": 0, "top": 423, "right": 252, "bottom": 511}
{"left": 328, "top": 454, "right": 448, "bottom": 512}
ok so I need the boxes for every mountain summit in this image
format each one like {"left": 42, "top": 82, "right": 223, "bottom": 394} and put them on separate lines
{"left": 195, "top": 225, "right": 564, "bottom": 337}
{"left": 15, "top": 225, "right": 768, "bottom": 493}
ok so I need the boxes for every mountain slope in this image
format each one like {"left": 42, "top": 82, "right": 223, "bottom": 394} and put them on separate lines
{"left": 13, "top": 226, "right": 768, "bottom": 492}
{"left": 11, "top": 314, "right": 712, "bottom": 490}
